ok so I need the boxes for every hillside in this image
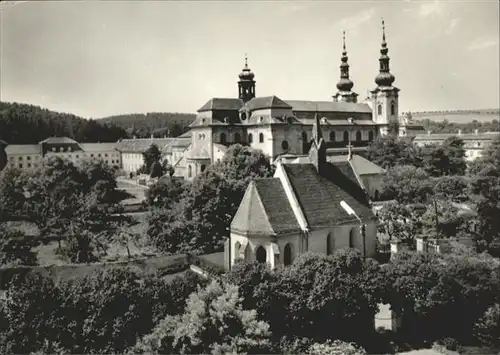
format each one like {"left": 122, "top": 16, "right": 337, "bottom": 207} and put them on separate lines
{"left": 0, "top": 102, "right": 128, "bottom": 145}
{"left": 410, "top": 109, "right": 500, "bottom": 124}
{"left": 99, "top": 112, "right": 196, "bottom": 138}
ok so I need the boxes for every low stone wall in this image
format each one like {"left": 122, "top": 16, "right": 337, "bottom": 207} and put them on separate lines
{"left": 0, "top": 254, "right": 189, "bottom": 289}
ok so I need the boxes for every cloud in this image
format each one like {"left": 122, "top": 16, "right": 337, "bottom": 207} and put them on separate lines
{"left": 467, "top": 38, "right": 498, "bottom": 51}
{"left": 418, "top": 0, "right": 444, "bottom": 17}
{"left": 335, "top": 7, "right": 375, "bottom": 32}
{"left": 444, "top": 18, "right": 459, "bottom": 35}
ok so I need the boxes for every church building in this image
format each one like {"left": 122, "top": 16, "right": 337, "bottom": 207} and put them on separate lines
{"left": 177, "top": 20, "right": 410, "bottom": 181}
{"left": 229, "top": 114, "right": 378, "bottom": 269}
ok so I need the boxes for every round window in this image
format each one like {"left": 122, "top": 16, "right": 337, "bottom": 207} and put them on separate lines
{"left": 281, "top": 140, "right": 289, "bottom": 150}
{"left": 240, "top": 112, "right": 247, "bottom": 120}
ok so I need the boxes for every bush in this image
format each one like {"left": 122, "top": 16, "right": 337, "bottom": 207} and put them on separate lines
{"left": 0, "top": 268, "right": 206, "bottom": 354}
{"left": 437, "top": 337, "right": 461, "bottom": 351}
{"left": 474, "top": 303, "right": 500, "bottom": 348}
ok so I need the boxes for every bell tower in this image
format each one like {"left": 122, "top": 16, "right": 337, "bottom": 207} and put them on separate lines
{"left": 334, "top": 31, "right": 358, "bottom": 103}
{"left": 370, "top": 20, "right": 400, "bottom": 136}
{"left": 238, "top": 54, "right": 256, "bottom": 102}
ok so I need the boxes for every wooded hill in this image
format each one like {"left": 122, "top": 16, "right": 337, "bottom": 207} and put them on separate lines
{"left": 0, "top": 102, "right": 127, "bottom": 145}
{"left": 98, "top": 112, "right": 196, "bottom": 138}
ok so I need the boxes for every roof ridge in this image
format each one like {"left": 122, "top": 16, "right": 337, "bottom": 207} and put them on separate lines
{"left": 253, "top": 180, "right": 276, "bottom": 235}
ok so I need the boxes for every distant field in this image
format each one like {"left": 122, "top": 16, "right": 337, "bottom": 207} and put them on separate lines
{"left": 412, "top": 112, "right": 499, "bottom": 124}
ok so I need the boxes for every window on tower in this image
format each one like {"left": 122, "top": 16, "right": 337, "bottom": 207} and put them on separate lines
{"left": 330, "top": 131, "right": 335, "bottom": 142}
{"left": 377, "top": 104, "right": 382, "bottom": 115}
{"left": 356, "top": 131, "right": 362, "bottom": 141}
{"left": 259, "top": 133, "right": 264, "bottom": 143}
{"left": 369, "top": 131, "right": 374, "bottom": 141}
{"left": 248, "top": 133, "right": 253, "bottom": 144}
{"left": 343, "top": 131, "right": 349, "bottom": 143}
{"left": 391, "top": 102, "right": 396, "bottom": 115}
{"left": 220, "top": 133, "right": 227, "bottom": 144}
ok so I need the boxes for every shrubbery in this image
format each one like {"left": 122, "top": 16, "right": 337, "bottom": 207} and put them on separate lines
{"left": 0, "top": 269, "right": 206, "bottom": 354}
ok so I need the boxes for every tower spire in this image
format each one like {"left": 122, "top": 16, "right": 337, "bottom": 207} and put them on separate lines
{"left": 335, "top": 31, "right": 357, "bottom": 103}
{"left": 238, "top": 53, "right": 256, "bottom": 102}
{"left": 375, "top": 18, "right": 395, "bottom": 87}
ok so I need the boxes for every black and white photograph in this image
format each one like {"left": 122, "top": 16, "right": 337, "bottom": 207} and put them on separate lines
{"left": 0, "top": 0, "right": 499, "bottom": 354}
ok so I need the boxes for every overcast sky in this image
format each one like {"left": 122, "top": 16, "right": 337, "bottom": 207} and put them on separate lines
{"left": 1, "top": 1, "right": 499, "bottom": 118}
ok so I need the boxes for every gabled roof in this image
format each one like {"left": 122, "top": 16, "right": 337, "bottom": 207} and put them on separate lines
{"left": 5, "top": 144, "right": 41, "bottom": 155}
{"left": 282, "top": 163, "right": 373, "bottom": 229}
{"left": 244, "top": 96, "right": 292, "bottom": 111}
{"left": 197, "top": 98, "right": 243, "bottom": 112}
{"left": 231, "top": 179, "right": 300, "bottom": 236}
{"left": 286, "top": 100, "right": 372, "bottom": 114}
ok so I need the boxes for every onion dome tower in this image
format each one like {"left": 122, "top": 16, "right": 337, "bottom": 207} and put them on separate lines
{"left": 334, "top": 31, "right": 358, "bottom": 103}
{"left": 238, "top": 54, "right": 256, "bottom": 102}
{"left": 370, "top": 19, "right": 400, "bottom": 136}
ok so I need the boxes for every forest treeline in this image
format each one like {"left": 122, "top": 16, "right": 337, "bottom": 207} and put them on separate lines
{"left": 0, "top": 102, "right": 196, "bottom": 145}
{"left": 99, "top": 112, "right": 196, "bottom": 138}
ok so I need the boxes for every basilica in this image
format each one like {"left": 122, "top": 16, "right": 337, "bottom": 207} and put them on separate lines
{"left": 177, "top": 21, "right": 414, "bottom": 181}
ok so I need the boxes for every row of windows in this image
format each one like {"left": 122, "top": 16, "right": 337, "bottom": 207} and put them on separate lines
{"left": 10, "top": 155, "right": 41, "bottom": 161}
{"left": 302, "top": 130, "right": 375, "bottom": 142}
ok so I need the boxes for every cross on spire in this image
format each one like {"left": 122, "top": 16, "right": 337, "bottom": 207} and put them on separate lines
{"left": 382, "top": 18, "right": 386, "bottom": 43}
{"left": 342, "top": 30, "right": 346, "bottom": 52}
{"left": 244, "top": 53, "right": 248, "bottom": 68}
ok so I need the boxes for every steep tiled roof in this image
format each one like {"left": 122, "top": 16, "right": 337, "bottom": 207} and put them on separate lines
{"left": 179, "top": 131, "right": 192, "bottom": 138}
{"left": 115, "top": 138, "right": 176, "bottom": 153}
{"left": 286, "top": 100, "right": 372, "bottom": 113}
{"left": 328, "top": 155, "right": 385, "bottom": 175}
{"left": 283, "top": 163, "right": 373, "bottom": 229}
{"left": 80, "top": 143, "right": 118, "bottom": 152}
{"left": 197, "top": 98, "right": 243, "bottom": 112}
{"left": 5, "top": 144, "right": 41, "bottom": 155}
{"left": 328, "top": 160, "right": 359, "bottom": 186}
{"left": 245, "top": 96, "right": 292, "bottom": 111}
{"left": 231, "top": 179, "right": 300, "bottom": 236}
{"left": 39, "top": 137, "right": 78, "bottom": 144}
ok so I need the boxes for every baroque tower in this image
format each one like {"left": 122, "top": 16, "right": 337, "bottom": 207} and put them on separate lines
{"left": 370, "top": 20, "right": 400, "bottom": 136}
{"left": 238, "top": 54, "right": 256, "bottom": 102}
{"left": 334, "top": 31, "right": 358, "bottom": 103}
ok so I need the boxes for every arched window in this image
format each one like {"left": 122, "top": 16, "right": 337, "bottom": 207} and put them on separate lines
{"left": 349, "top": 229, "right": 355, "bottom": 248}
{"left": 377, "top": 104, "right": 382, "bottom": 115}
{"left": 391, "top": 102, "right": 396, "bottom": 116}
{"left": 259, "top": 133, "right": 264, "bottom": 143}
{"left": 356, "top": 130, "right": 362, "bottom": 141}
{"left": 248, "top": 133, "right": 253, "bottom": 144}
{"left": 200, "top": 164, "right": 206, "bottom": 173}
{"left": 234, "top": 132, "right": 241, "bottom": 143}
{"left": 255, "top": 246, "right": 267, "bottom": 263}
{"left": 368, "top": 131, "right": 374, "bottom": 141}
{"left": 329, "top": 131, "right": 336, "bottom": 142}
{"left": 302, "top": 131, "right": 308, "bottom": 142}
{"left": 343, "top": 131, "right": 349, "bottom": 143}
{"left": 234, "top": 241, "right": 241, "bottom": 260}
{"left": 220, "top": 133, "right": 226, "bottom": 144}
{"left": 284, "top": 243, "right": 293, "bottom": 266}
{"left": 281, "top": 140, "right": 289, "bottom": 150}
{"left": 188, "top": 165, "right": 192, "bottom": 178}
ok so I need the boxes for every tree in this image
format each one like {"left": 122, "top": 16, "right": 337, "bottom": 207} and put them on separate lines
{"left": 366, "top": 136, "right": 422, "bottom": 169}
{"left": 441, "top": 136, "right": 466, "bottom": 175}
{"left": 147, "top": 145, "right": 275, "bottom": 255}
{"left": 132, "top": 280, "right": 272, "bottom": 355}
{"left": 0, "top": 167, "right": 28, "bottom": 219}
{"left": 150, "top": 161, "right": 164, "bottom": 178}
{"left": 432, "top": 175, "right": 468, "bottom": 202}
{"left": 0, "top": 224, "right": 38, "bottom": 267}
{"left": 376, "top": 201, "right": 426, "bottom": 247}
{"left": 145, "top": 178, "right": 187, "bottom": 209}
{"left": 380, "top": 165, "right": 432, "bottom": 204}
{"left": 140, "top": 144, "right": 162, "bottom": 174}
{"left": 421, "top": 144, "right": 450, "bottom": 177}
{"left": 383, "top": 251, "right": 500, "bottom": 343}
{"left": 474, "top": 303, "right": 500, "bottom": 348}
